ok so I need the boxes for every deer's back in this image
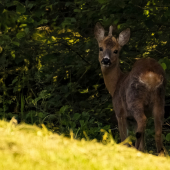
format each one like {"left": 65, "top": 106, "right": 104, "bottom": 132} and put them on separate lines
{"left": 131, "top": 58, "right": 165, "bottom": 79}
{"left": 113, "top": 58, "right": 165, "bottom": 116}
{"left": 119, "top": 58, "right": 165, "bottom": 90}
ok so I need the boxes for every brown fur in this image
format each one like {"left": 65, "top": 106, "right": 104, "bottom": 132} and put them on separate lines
{"left": 104, "top": 37, "right": 116, "bottom": 48}
{"left": 94, "top": 23, "right": 166, "bottom": 155}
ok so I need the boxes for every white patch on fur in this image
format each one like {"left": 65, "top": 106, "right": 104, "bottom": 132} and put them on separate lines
{"left": 139, "top": 76, "right": 145, "bottom": 84}
{"left": 103, "top": 55, "right": 110, "bottom": 59}
{"left": 139, "top": 72, "right": 163, "bottom": 90}
{"left": 101, "top": 64, "right": 110, "bottom": 67}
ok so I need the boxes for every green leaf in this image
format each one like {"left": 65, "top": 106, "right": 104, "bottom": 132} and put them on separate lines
{"left": 11, "top": 51, "right": 15, "bottom": 58}
{"left": 6, "top": 1, "right": 18, "bottom": 7}
{"left": 159, "top": 58, "right": 170, "bottom": 70}
{"left": 65, "top": 2, "right": 72, "bottom": 7}
{"left": 74, "top": 9, "right": 81, "bottom": 12}
{"left": 25, "top": 28, "right": 29, "bottom": 34}
{"left": 113, "top": 19, "right": 119, "bottom": 25}
{"left": 16, "top": 4, "right": 26, "bottom": 13}
{"left": 27, "top": 3, "right": 34, "bottom": 9}
{"left": 12, "top": 41, "right": 20, "bottom": 46}
{"left": 71, "top": 18, "right": 76, "bottom": 23}
{"left": 79, "top": 120, "right": 84, "bottom": 127}
{"left": 166, "top": 133, "right": 170, "bottom": 141}
{"left": 16, "top": 32, "right": 25, "bottom": 39}
{"left": 161, "top": 63, "right": 167, "bottom": 70}
{"left": 52, "top": 16, "right": 58, "bottom": 21}
{"left": 2, "top": 34, "right": 10, "bottom": 40}
{"left": 19, "top": 24, "right": 27, "bottom": 27}
{"left": 46, "top": 5, "right": 53, "bottom": 10}
{"left": 37, "top": 112, "right": 44, "bottom": 118}
{"left": 101, "top": 5, "right": 106, "bottom": 9}
{"left": 73, "top": 113, "right": 81, "bottom": 121}
{"left": 103, "top": 125, "right": 110, "bottom": 130}
{"left": 12, "top": 77, "right": 18, "bottom": 84}
{"left": 26, "top": 17, "right": 34, "bottom": 23}
{"left": 70, "top": 122, "right": 76, "bottom": 128}
{"left": 34, "top": 9, "right": 45, "bottom": 17}
{"left": 38, "top": 19, "right": 48, "bottom": 25}
{"left": 60, "top": 105, "right": 69, "bottom": 114}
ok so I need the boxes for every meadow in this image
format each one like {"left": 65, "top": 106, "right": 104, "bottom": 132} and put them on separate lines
{"left": 0, "top": 119, "right": 170, "bottom": 170}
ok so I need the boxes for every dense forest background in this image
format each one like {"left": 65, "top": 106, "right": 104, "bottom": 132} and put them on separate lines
{"left": 0, "top": 0, "right": 170, "bottom": 153}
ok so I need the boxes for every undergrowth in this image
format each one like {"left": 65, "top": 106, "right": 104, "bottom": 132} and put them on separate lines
{"left": 0, "top": 119, "right": 170, "bottom": 170}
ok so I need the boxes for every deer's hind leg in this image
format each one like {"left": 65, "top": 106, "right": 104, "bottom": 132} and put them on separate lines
{"left": 127, "top": 99, "right": 147, "bottom": 151}
{"left": 133, "top": 109, "right": 147, "bottom": 151}
{"left": 153, "top": 91, "right": 165, "bottom": 155}
{"left": 127, "top": 115, "right": 145, "bottom": 151}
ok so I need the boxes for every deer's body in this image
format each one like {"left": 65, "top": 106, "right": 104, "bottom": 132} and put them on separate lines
{"left": 94, "top": 23, "right": 165, "bottom": 155}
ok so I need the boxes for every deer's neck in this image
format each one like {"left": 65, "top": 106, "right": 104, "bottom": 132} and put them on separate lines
{"left": 101, "top": 64, "right": 123, "bottom": 97}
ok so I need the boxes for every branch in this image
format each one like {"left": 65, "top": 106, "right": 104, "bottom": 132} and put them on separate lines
{"left": 59, "top": 42, "right": 91, "bottom": 65}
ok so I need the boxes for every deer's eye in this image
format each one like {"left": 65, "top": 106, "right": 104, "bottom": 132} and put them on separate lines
{"left": 99, "top": 47, "right": 103, "bottom": 51}
{"left": 114, "top": 50, "right": 118, "bottom": 54}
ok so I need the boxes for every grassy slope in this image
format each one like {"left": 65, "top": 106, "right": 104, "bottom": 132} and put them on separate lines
{"left": 0, "top": 120, "right": 169, "bottom": 170}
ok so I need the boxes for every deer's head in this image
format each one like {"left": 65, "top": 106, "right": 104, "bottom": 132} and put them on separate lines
{"left": 94, "top": 23, "right": 130, "bottom": 68}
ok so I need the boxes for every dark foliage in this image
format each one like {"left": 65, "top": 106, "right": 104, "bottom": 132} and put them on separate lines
{"left": 0, "top": 0, "right": 170, "bottom": 153}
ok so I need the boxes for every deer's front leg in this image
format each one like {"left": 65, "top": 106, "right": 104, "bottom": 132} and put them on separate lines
{"left": 138, "top": 133, "right": 145, "bottom": 151}
{"left": 116, "top": 109, "right": 128, "bottom": 142}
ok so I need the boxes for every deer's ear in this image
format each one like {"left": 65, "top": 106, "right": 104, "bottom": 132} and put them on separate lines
{"left": 118, "top": 28, "right": 130, "bottom": 46}
{"left": 94, "top": 22, "right": 105, "bottom": 42}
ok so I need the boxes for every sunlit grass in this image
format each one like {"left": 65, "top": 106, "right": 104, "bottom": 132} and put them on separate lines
{"left": 0, "top": 119, "right": 170, "bottom": 170}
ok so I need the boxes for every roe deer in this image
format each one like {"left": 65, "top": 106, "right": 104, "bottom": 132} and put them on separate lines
{"left": 94, "top": 22, "right": 166, "bottom": 155}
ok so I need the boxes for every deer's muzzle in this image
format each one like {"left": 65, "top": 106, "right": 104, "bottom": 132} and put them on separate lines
{"left": 101, "top": 58, "right": 111, "bottom": 65}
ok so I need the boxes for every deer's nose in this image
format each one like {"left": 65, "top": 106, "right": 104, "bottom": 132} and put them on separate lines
{"left": 101, "top": 58, "right": 111, "bottom": 65}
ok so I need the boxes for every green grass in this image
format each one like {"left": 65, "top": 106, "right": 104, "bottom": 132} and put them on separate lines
{"left": 0, "top": 119, "right": 170, "bottom": 170}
